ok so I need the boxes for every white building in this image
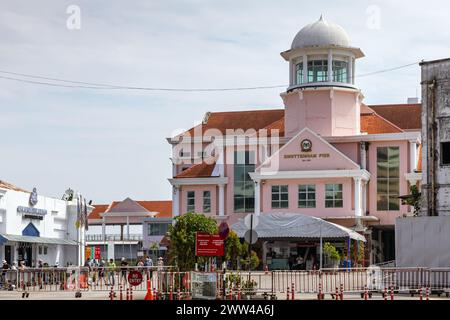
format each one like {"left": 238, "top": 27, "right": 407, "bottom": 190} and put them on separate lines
{"left": 0, "top": 180, "right": 90, "bottom": 267}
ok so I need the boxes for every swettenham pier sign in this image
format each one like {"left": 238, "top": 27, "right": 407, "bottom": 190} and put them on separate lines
{"left": 17, "top": 206, "right": 48, "bottom": 220}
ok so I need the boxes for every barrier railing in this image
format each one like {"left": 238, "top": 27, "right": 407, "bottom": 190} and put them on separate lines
{"left": 2, "top": 266, "right": 450, "bottom": 298}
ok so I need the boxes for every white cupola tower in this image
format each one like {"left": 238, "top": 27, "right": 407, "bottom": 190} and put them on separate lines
{"left": 280, "top": 15, "right": 365, "bottom": 137}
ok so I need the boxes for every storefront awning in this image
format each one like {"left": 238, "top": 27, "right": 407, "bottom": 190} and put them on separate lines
{"left": 0, "top": 234, "right": 78, "bottom": 246}
{"left": 231, "top": 213, "right": 366, "bottom": 242}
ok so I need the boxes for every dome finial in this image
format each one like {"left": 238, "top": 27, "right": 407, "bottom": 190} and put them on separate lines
{"left": 319, "top": 14, "right": 324, "bottom": 21}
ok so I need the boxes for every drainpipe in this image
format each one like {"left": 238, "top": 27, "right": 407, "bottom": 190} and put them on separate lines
{"left": 429, "top": 79, "right": 437, "bottom": 216}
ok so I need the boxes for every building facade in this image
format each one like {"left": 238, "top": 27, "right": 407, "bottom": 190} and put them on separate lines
{"left": 0, "top": 181, "right": 90, "bottom": 267}
{"left": 168, "top": 16, "right": 422, "bottom": 266}
{"left": 87, "top": 198, "right": 171, "bottom": 262}
{"left": 395, "top": 58, "right": 450, "bottom": 268}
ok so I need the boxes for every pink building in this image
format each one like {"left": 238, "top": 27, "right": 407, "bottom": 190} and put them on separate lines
{"left": 168, "top": 16, "right": 422, "bottom": 267}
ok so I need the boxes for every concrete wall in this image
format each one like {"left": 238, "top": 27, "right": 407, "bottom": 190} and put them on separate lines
{"left": 421, "top": 59, "right": 450, "bottom": 216}
{"left": 395, "top": 216, "right": 450, "bottom": 267}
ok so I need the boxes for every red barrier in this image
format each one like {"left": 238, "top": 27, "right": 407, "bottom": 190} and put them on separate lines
{"left": 291, "top": 283, "right": 295, "bottom": 300}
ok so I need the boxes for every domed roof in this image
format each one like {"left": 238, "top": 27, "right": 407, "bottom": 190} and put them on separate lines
{"left": 291, "top": 15, "right": 351, "bottom": 49}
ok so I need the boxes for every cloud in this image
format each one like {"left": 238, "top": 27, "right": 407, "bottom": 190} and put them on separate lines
{"left": 0, "top": 0, "right": 448, "bottom": 202}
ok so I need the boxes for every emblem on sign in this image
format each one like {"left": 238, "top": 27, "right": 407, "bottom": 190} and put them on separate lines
{"left": 29, "top": 188, "right": 38, "bottom": 206}
{"left": 300, "top": 139, "right": 312, "bottom": 152}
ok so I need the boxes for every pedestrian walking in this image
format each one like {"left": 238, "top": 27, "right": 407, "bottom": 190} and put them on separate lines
{"left": 107, "top": 258, "right": 116, "bottom": 286}
{"left": 120, "top": 257, "right": 129, "bottom": 285}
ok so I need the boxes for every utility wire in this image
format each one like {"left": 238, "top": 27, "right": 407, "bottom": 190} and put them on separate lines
{"left": 0, "top": 61, "right": 420, "bottom": 92}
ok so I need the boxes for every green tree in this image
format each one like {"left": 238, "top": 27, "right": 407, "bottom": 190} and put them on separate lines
{"left": 224, "top": 231, "right": 245, "bottom": 270}
{"left": 400, "top": 185, "right": 421, "bottom": 216}
{"left": 167, "top": 213, "right": 218, "bottom": 271}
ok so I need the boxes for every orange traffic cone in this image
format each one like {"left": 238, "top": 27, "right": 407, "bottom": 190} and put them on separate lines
{"left": 144, "top": 280, "right": 154, "bottom": 300}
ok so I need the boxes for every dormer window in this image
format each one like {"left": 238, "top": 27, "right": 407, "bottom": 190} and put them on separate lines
{"left": 307, "top": 60, "right": 328, "bottom": 82}
{"left": 333, "top": 60, "right": 348, "bottom": 83}
{"left": 295, "top": 62, "right": 304, "bottom": 84}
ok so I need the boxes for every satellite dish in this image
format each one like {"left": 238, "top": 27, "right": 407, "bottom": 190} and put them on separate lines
{"left": 244, "top": 229, "right": 258, "bottom": 244}
{"left": 244, "top": 214, "right": 259, "bottom": 230}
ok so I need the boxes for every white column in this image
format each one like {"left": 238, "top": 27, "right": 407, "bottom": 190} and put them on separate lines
{"left": 289, "top": 60, "right": 294, "bottom": 86}
{"left": 126, "top": 215, "right": 130, "bottom": 240}
{"left": 362, "top": 181, "right": 367, "bottom": 215}
{"left": 327, "top": 49, "right": 333, "bottom": 82}
{"left": 354, "top": 177, "right": 362, "bottom": 217}
{"left": 410, "top": 141, "right": 418, "bottom": 171}
{"left": 254, "top": 180, "right": 261, "bottom": 216}
{"left": 218, "top": 146, "right": 225, "bottom": 176}
{"left": 172, "top": 186, "right": 180, "bottom": 217}
{"left": 303, "top": 55, "right": 308, "bottom": 84}
{"left": 102, "top": 216, "right": 106, "bottom": 241}
{"left": 348, "top": 56, "right": 353, "bottom": 84}
{"left": 218, "top": 184, "right": 225, "bottom": 216}
{"left": 360, "top": 142, "right": 367, "bottom": 170}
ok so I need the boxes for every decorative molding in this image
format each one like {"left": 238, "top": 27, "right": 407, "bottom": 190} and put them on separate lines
{"left": 169, "top": 177, "right": 228, "bottom": 186}
{"left": 250, "top": 169, "right": 371, "bottom": 181}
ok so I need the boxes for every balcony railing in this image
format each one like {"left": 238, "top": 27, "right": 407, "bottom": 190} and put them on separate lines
{"left": 85, "top": 234, "right": 143, "bottom": 242}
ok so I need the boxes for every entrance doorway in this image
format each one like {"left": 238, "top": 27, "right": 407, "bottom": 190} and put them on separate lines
{"left": 18, "top": 245, "right": 33, "bottom": 267}
{"left": 4, "top": 245, "right": 12, "bottom": 265}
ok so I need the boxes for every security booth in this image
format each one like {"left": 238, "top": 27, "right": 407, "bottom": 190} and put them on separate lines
{"left": 232, "top": 213, "right": 366, "bottom": 270}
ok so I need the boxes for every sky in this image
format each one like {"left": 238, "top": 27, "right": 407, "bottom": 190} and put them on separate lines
{"left": 1, "top": 0, "right": 449, "bottom": 204}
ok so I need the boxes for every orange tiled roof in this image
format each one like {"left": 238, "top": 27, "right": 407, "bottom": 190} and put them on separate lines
{"left": 369, "top": 104, "right": 421, "bottom": 130}
{"left": 175, "top": 161, "right": 217, "bottom": 178}
{"left": 360, "top": 112, "right": 404, "bottom": 134}
{"left": 182, "top": 109, "right": 285, "bottom": 138}
{"left": 88, "top": 204, "right": 110, "bottom": 220}
{"left": 0, "top": 180, "right": 28, "bottom": 193}
{"left": 88, "top": 200, "right": 172, "bottom": 219}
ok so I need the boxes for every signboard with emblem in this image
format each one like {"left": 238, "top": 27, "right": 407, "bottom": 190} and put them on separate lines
{"left": 29, "top": 188, "right": 38, "bottom": 206}
{"left": 300, "top": 139, "right": 312, "bottom": 152}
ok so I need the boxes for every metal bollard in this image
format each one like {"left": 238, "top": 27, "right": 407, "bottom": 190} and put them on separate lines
{"left": 419, "top": 288, "right": 423, "bottom": 301}
{"left": 390, "top": 286, "right": 394, "bottom": 301}
{"left": 286, "top": 286, "right": 290, "bottom": 300}
{"left": 364, "top": 286, "right": 368, "bottom": 300}
{"left": 237, "top": 284, "right": 241, "bottom": 300}
{"left": 340, "top": 284, "right": 344, "bottom": 300}
{"left": 177, "top": 288, "right": 181, "bottom": 300}
{"left": 291, "top": 283, "right": 295, "bottom": 300}
{"left": 126, "top": 287, "right": 130, "bottom": 301}
{"left": 130, "top": 287, "right": 133, "bottom": 300}
{"left": 169, "top": 285, "right": 173, "bottom": 300}
{"left": 228, "top": 286, "right": 233, "bottom": 300}
{"left": 120, "top": 285, "right": 123, "bottom": 301}
{"left": 109, "top": 286, "right": 114, "bottom": 300}
{"left": 154, "top": 288, "right": 158, "bottom": 300}
{"left": 318, "top": 283, "right": 323, "bottom": 300}
{"left": 384, "top": 287, "right": 387, "bottom": 301}
{"left": 426, "top": 287, "right": 429, "bottom": 301}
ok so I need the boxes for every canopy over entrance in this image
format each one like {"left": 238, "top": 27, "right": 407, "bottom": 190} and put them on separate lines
{"left": 231, "top": 213, "right": 366, "bottom": 242}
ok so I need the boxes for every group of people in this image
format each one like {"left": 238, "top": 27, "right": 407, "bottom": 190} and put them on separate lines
{"left": 82, "top": 256, "right": 160, "bottom": 287}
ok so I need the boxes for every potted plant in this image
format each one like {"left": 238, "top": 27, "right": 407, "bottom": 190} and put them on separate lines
{"left": 323, "top": 242, "right": 341, "bottom": 269}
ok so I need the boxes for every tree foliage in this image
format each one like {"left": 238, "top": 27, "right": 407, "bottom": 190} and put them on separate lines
{"left": 167, "top": 213, "right": 218, "bottom": 271}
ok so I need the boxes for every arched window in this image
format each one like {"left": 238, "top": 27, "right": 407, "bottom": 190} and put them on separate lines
{"left": 333, "top": 60, "right": 348, "bottom": 83}
{"left": 307, "top": 60, "right": 328, "bottom": 82}
{"left": 295, "top": 62, "right": 303, "bottom": 84}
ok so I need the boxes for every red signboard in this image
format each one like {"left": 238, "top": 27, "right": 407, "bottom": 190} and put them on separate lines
{"left": 195, "top": 232, "right": 225, "bottom": 257}
{"left": 94, "top": 246, "right": 101, "bottom": 260}
{"left": 127, "top": 270, "right": 143, "bottom": 286}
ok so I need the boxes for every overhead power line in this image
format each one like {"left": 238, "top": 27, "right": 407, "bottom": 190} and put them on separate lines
{"left": 0, "top": 61, "right": 420, "bottom": 92}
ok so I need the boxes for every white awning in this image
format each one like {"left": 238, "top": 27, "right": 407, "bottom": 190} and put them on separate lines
{"left": 231, "top": 213, "right": 366, "bottom": 242}
{"left": 0, "top": 234, "right": 78, "bottom": 246}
